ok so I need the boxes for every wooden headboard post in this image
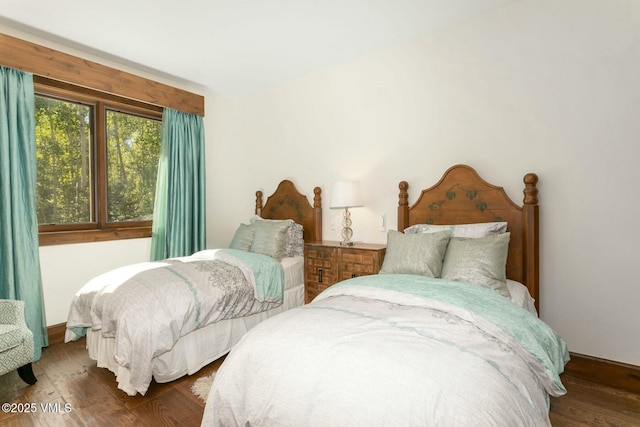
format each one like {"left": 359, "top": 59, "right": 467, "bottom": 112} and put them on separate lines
{"left": 398, "top": 181, "right": 410, "bottom": 232}
{"left": 396, "top": 165, "right": 540, "bottom": 313}
{"left": 255, "top": 191, "right": 264, "bottom": 217}
{"left": 523, "top": 173, "right": 540, "bottom": 312}
{"left": 313, "top": 187, "right": 323, "bottom": 241}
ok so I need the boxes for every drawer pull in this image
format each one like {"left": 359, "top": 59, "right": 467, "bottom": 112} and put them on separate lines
{"left": 351, "top": 273, "right": 357, "bottom": 278}
{"left": 318, "top": 269, "right": 323, "bottom": 283}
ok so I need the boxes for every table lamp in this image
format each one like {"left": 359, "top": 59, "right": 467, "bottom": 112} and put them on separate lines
{"left": 330, "top": 180, "right": 363, "bottom": 246}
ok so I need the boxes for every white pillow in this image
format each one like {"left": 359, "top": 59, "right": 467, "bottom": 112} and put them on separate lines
{"left": 506, "top": 280, "right": 538, "bottom": 316}
{"left": 404, "top": 222, "right": 507, "bottom": 238}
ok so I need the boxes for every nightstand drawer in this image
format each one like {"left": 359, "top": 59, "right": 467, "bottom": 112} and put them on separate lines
{"left": 304, "top": 245, "right": 339, "bottom": 302}
{"left": 340, "top": 249, "right": 384, "bottom": 280}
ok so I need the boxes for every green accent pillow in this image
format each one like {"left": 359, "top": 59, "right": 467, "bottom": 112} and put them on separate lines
{"left": 250, "top": 216, "right": 304, "bottom": 258}
{"left": 229, "top": 223, "right": 254, "bottom": 251}
{"left": 379, "top": 230, "right": 450, "bottom": 277}
{"left": 441, "top": 233, "right": 511, "bottom": 297}
{"left": 249, "top": 220, "right": 290, "bottom": 260}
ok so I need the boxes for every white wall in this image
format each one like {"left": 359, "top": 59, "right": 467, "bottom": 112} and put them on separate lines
{"left": 206, "top": 0, "right": 640, "bottom": 366}
{"left": 39, "top": 239, "right": 151, "bottom": 324}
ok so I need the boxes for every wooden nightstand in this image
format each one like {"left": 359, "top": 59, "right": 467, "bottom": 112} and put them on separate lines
{"left": 304, "top": 241, "right": 386, "bottom": 303}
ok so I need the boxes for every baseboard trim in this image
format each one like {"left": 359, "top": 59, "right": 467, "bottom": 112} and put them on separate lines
{"left": 47, "top": 322, "right": 67, "bottom": 345}
{"left": 565, "top": 352, "right": 640, "bottom": 394}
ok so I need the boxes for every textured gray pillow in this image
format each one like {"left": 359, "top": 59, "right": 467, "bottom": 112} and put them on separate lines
{"left": 250, "top": 216, "right": 304, "bottom": 258}
{"left": 285, "top": 222, "right": 304, "bottom": 257}
{"left": 249, "top": 220, "right": 290, "bottom": 260}
{"left": 379, "top": 230, "right": 451, "bottom": 277}
{"left": 441, "top": 233, "right": 511, "bottom": 297}
{"left": 229, "top": 223, "right": 255, "bottom": 251}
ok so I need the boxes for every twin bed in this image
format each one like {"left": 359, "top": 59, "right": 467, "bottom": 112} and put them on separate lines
{"left": 201, "top": 165, "right": 568, "bottom": 426}
{"left": 65, "top": 179, "right": 322, "bottom": 396}
{"left": 65, "top": 165, "right": 568, "bottom": 426}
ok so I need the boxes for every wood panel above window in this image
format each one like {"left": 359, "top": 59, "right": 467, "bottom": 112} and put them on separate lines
{"left": 0, "top": 33, "right": 204, "bottom": 116}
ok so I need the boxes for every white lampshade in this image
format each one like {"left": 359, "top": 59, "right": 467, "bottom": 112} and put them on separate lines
{"left": 330, "top": 181, "right": 363, "bottom": 209}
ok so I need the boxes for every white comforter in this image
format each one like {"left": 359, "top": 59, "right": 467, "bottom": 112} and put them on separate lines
{"left": 65, "top": 249, "right": 284, "bottom": 395}
{"left": 202, "top": 274, "right": 568, "bottom": 426}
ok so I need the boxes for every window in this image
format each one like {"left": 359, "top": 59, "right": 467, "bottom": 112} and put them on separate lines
{"left": 35, "top": 77, "right": 163, "bottom": 245}
{"left": 35, "top": 95, "right": 92, "bottom": 226}
{"left": 105, "top": 109, "right": 161, "bottom": 223}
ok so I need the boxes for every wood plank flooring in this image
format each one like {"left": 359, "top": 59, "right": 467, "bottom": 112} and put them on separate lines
{"left": 1, "top": 339, "right": 639, "bottom": 426}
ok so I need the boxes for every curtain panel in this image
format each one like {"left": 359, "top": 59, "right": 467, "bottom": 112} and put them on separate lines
{"left": 0, "top": 66, "right": 48, "bottom": 360}
{"left": 150, "top": 108, "right": 206, "bottom": 261}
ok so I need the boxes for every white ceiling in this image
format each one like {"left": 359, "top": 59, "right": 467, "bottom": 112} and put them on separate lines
{"left": 0, "top": 0, "right": 516, "bottom": 97}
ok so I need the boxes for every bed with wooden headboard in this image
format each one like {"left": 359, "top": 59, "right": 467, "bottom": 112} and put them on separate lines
{"left": 397, "top": 164, "right": 540, "bottom": 311}
{"left": 255, "top": 179, "right": 323, "bottom": 242}
{"left": 65, "top": 179, "right": 322, "bottom": 396}
{"left": 203, "top": 166, "right": 567, "bottom": 427}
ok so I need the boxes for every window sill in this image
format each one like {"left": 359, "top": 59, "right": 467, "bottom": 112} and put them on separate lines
{"left": 38, "top": 227, "right": 152, "bottom": 246}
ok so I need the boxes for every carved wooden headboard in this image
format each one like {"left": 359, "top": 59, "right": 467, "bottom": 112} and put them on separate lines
{"left": 255, "top": 180, "right": 322, "bottom": 242}
{"left": 398, "top": 165, "right": 539, "bottom": 311}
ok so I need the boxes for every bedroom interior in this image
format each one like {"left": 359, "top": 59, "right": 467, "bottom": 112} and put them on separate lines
{"left": 1, "top": 0, "right": 640, "bottom": 425}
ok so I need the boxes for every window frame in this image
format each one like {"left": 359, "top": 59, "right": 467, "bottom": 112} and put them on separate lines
{"left": 35, "top": 76, "right": 163, "bottom": 246}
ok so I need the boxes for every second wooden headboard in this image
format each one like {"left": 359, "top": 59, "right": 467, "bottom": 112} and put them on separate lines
{"left": 255, "top": 179, "right": 322, "bottom": 243}
{"left": 398, "top": 165, "right": 539, "bottom": 311}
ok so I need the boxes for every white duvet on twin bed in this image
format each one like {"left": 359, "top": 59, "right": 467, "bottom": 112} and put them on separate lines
{"left": 203, "top": 275, "right": 568, "bottom": 427}
{"left": 86, "top": 282, "right": 303, "bottom": 394}
{"left": 66, "top": 250, "right": 304, "bottom": 396}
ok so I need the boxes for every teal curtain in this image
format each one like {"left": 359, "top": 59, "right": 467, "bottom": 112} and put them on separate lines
{"left": 150, "top": 108, "right": 206, "bottom": 260}
{"left": 0, "top": 66, "right": 48, "bottom": 360}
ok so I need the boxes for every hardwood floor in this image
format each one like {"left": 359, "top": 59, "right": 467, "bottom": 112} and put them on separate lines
{"left": 0, "top": 339, "right": 222, "bottom": 426}
{"left": 1, "top": 339, "right": 639, "bottom": 426}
